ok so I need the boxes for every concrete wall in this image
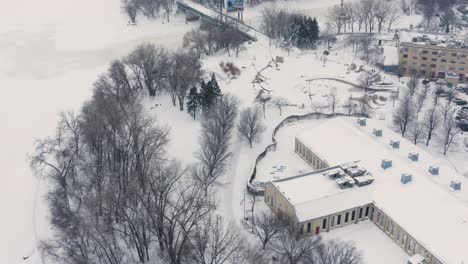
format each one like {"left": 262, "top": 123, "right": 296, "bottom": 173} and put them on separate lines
{"left": 264, "top": 182, "right": 298, "bottom": 228}
{"left": 398, "top": 42, "right": 468, "bottom": 85}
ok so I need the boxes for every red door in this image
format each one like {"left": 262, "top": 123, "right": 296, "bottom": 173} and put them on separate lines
{"left": 315, "top": 226, "right": 320, "bottom": 234}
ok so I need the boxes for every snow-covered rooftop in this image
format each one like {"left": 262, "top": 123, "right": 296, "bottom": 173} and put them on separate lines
{"left": 383, "top": 46, "right": 398, "bottom": 66}
{"left": 273, "top": 117, "right": 468, "bottom": 263}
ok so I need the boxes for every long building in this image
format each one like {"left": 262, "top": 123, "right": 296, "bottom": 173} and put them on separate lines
{"left": 397, "top": 34, "right": 468, "bottom": 86}
{"left": 264, "top": 117, "right": 468, "bottom": 264}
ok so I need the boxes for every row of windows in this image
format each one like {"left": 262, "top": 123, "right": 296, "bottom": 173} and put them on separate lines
{"left": 401, "top": 47, "right": 468, "bottom": 59}
{"left": 301, "top": 206, "right": 371, "bottom": 235}
{"left": 295, "top": 141, "right": 327, "bottom": 169}
{"left": 402, "top": 54, "right": 467, "bottom": 65}
{"left": 374, "top": 209, "right": 442, "bottom": 264}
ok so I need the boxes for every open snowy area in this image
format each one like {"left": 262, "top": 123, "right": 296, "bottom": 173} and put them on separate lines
{"left": 2, "top": 0, "right": 468, "bottom": 263}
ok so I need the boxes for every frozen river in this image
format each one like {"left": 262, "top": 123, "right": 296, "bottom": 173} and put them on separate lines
{"left": 0, "top": 0, "right": 194, "bottom": 262}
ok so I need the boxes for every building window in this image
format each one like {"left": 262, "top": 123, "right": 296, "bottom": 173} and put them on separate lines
{"left": 431, "top": 58, "right": 437, "bottom": 61}
{"left": 337, "top": 215, "right": 341, "bottom": 225}
{"left": 422, "top": 57, "right": 428, "bottom": 60}
{"left": 345, "top": 212, "right": 349, "bottom": 223}
{"left": 431, "top": 64, "right": 436, "bottom": 68}
{"left": 322, "top": 218, "right": 327, "bottom": 229}
{"left": 441, "top": 59, "right": 447, "bottom": 63}
{"left": 459, "top": 67, "right": 465, "bottom": 71}
{"left": 422, "top": 50, "right": 428, "bottom": 54}
{"left": 412, "top": 56, "right": 417, "bottom": 60}
{"left": 420, "top": 64, "right": 426, "bottom": 67}
{"left": 365, "top": 206, "right": 369, "bottom": 217}
{"left": 402, "top": 60, "right": 407, "bottom": 65}
{"left": 403, "top": 47, "right": 408, "bottom": 52}
{"left": 330, "top": 215, "right": 335, "bottom": 227}
{"left": 403, "top": 54, "right": 408, "bottom": 58}
{"left": 450, "top": 60, "right": 456, "bottom": 64}
{"left": 377, "top": 212, "right": 381, "bottom": 225}
{"left": 307, "top": 223, "right": 311, "bottom": 233}
{"left": 432, "top": 51, "right": 438, "bottom": 55}
{"left": 462, "top": 54, "right": 467, "bottom": 58}
{"left": 452, "top": 53, "right": 457, "bottom": 57}
{"left": 300, "top": 225, "right": 304, "bottom": 235}
{"left": 351, "top": 210, "right": 356, "bottom": 221}
{"left": 359, "top": 208, "right": 363, "bottom": 219}
{"left": 396, "top": 228, "right": 401, "bottom": 241}
{"left": 402, "top": 233, "right": 407, "bottom": 246}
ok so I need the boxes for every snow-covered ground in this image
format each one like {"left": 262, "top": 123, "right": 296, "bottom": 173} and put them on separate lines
{"left": 323, "top": 220, "right": 409, "bottom": 264}
{"left": 1, "top": 0, "right": 465, "bottom": 262}
{"left": 0, "top": 1, "right": 195, "bottom": 263}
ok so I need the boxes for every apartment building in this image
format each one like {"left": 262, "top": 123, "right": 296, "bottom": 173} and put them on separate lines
{"left": 398, "top": 35, "right": 468, "bottom": 86}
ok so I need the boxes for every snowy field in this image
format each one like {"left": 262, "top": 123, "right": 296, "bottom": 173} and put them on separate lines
{"left": 323, "top": 221, "right": 409, "bottom": 264}
{"left": 0, "top": 0, "right": 195, "bottom": 263}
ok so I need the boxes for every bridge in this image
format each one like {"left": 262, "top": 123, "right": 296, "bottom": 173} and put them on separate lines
{"left": 176, "top": 0, "right": 266, "bottom": 42}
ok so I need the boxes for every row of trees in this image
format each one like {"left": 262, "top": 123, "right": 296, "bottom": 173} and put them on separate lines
{"left": 112, "top": 43, "right": 202, "bottom": 110}
{"left": 261, "top": 7, "right": 320, "bottom": 49}
{"left": 183, "top": 21, "right": 247, "bottom": 58}
{"left": 31, "top": 49, "right": 245, "bottom": 263}
{"left": 122, "top": 0, "right": 174, "bottom": 24}
{"left": 417, "top": 0, "right": 457, "bottom": 32}
{"left": 393, "top": 80, "right": 461, "bottom": 154}
{"left": 327, "top": 0, "right": 401, "bottom": 34}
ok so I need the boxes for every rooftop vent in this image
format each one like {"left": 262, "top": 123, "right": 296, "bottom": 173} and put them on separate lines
{"left": 336, "top": 176, "right": 355, "bottom": 189}
{"left": 390, "top": 140, "right": 400, "bottom": 149}
{"left": 408, "top": 152, "right": 419, "bottom": 161}
{"left": 357, "top": 118, "right": 367, "bottom": 126}
{"left": 428, "top": 166, "right": 439, "bottom": 176}
{"left": 373, "top": 129, "right": 383, "bottom": 137}
{"left": 401, "top": 173, "right": 413, "bottom": 184}
{"left": 450, "top": 180, "right": 462, "bottom": 191}
{"left": 381, "top": 159, "right": 392, "bottom": 169}
{"left": 354, "top": 175, "right": 374, "bottom": 187}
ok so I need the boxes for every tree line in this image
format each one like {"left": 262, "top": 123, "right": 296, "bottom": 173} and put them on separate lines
{"left": 327, "top": 0, "right": 401, "bottom": 34}
{"left": 261, "top": 7, "right": 320, "bottom": 50}
{"left": 393, "top": 77, "right": 461, "bottom": 155}
{"left": 184, "top": 21, "right": 247, "bottom": 58}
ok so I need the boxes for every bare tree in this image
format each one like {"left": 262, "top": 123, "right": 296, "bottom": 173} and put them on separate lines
{"left": 328, "top": 88, "right": 339, "bottom": 114}
{"left": 195, "top": 95, "right": 239, "bottom": 195}
{"left": 437, "top": 111, "right": 460, "bottom": 155}
{"left": 327, "top": 4, "right": 346, "bottom": 34}
{"left": 393, "top": 93, "right": 416, "bottom": 137}
{"left": 387, "top": 2, "right": 401, "bottom": 32}
{"left": 408, "top": 122, "right": 426, "bottom": 145}
{"left": 305, "top": 239, "right": 362, "bottom": 264}
{"left": 184, "top": 29, "right": 208, "bottom": 58}
{"left": 407, "top": 74, "right": 419, "bottom": 97}
{"left": 374, "top": 0, "right": 391, "bottom": 34}
{"left": 343, "top": 96, "right": 357, "bottom": 116}
{"left": 237, "top": 107, "right": 266, "bottom": 148}
{"left": 355, "top": 34, "right": 375, "bottom": 63}
{"left": 125, "top": 43, "right": 170, "bottom": 97}
{"left": 271, "top": 97, "right": 289, "bottom": 116}
{"left": 167, "top": 49, "right": 202, "bottom": 110}
{"left": 256, "top": 91, "right": 272, "bottom": 119}
{"left": 269, "top": 230, "right": 321, "bottom": 264}
{"left": 189, "top": 215, "right": 245, "bottom": 264}
{"left": 415, "top": 92, "right": 426, "bottom": 115}
{"left": 358, "top": 71, "right": 378, "bottom": 94}
{"left": 243, "top": 210, "right": 286, "bottom": 250}
{"left": 423, "top": 105, "right": 441, "bottom": 146}
{"left": 122, "top": 0, "right": 139, "bottom": 24}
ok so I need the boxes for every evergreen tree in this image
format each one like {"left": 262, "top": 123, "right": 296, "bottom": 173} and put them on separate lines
{"left": 187, "top": 86, "right": 200, "bottom": 119}
{"left": 200, "top": 73, "right": 222, "bottom": 112}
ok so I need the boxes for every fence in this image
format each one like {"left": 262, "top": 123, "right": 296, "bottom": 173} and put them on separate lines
{"left": 247, "top": 112, "right": 367, "bottom": 195}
